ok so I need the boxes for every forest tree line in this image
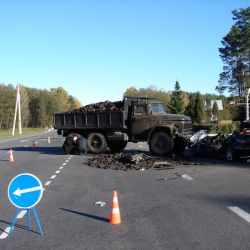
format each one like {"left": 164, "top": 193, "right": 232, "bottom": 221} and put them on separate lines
{"left": 0, "top": 82, "right": 240, "bottom": 130}
{"left": 0, "top": 84, "right": 81, "bottom": 129}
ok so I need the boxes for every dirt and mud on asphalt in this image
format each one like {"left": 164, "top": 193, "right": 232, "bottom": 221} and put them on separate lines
{"left": 87, "top": 152, "right": 201, "bottom": 171}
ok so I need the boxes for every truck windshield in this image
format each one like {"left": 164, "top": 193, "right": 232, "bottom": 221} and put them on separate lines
{"left": 151, "top": 103, "right": 166, "bottom": 113}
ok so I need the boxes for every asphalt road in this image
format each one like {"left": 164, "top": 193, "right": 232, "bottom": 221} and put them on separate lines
{"left": 0, "top": 132, "right": 250, "bottom": 250}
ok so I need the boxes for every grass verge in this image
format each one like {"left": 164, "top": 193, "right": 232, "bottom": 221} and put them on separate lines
{"left": 0, "top": 128, "right": 47, "bottom": 139}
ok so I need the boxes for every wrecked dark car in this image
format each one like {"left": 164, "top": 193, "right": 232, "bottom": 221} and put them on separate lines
{"left": 224, "top": 121, "right": 250, "bottom": 162}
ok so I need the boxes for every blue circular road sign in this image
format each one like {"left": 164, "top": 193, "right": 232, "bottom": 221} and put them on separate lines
{"left": 8, "top": 173, "right": 44, "bottom": 209}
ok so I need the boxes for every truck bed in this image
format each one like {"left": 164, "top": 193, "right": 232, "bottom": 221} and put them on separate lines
{"left": 54, "top": 111, "right": 125, "bottom": 129}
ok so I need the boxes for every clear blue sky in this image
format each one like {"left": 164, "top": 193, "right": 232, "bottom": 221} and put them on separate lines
{"left": 0, "top": 0, "right": 249, "bottom": 105}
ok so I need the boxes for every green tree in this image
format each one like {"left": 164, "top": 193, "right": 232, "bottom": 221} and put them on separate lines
{"left": 20, "top": 85, "right": 30, "bottom": 127}
{"left": 185, "top": 93, "right": 196, "bottom": 122}
{"left": 216, "top": 7, "right": 250, "bottom": 96}
{"left": 123, "top": 87, "right": 139, "bottom": 97}
{"left": 194, "top": 92, "right": 205, "bottom": 124}
{"left": 169, "top": 81, "right": 184, "bottom": 114}
{"left": 0, "top": 84, "right": 16, "bottom": 129}
{"left": 123, "top": 86, "right": 171, "bottom": 111}
{"left": 212, "top": 101, "right": 219, "bottom": 122}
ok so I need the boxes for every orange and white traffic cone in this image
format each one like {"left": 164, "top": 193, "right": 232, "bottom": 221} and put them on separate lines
{"left": 48, "top": 136, "right": 51, "bottom": 144}
{"left": 9, "top": 149, "right": 14, "bottom": 162}
{"left": 109, "top": 190, "right": 121, "bottom": 224}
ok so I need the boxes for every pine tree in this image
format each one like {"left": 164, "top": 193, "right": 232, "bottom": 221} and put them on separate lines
{"left": 194, "top": 92, "right": 205, "bottom": 124}
{"left": 169, "top": 81, "right": 184, "bottom": 114}
{"left": 212, "top": 101, "right": 219, "bottom": 122}
{"left": 216, "top": 7, "right": 250, "bottom": 96}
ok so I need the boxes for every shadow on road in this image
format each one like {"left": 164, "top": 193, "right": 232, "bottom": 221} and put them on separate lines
{"left": 0, "top": 146, "right": 63, "bottom": 155}
{"left": 60, "top": 208, "right": 109, "bottom": 223}
{"left": 0, "top": 219, "right": 41, "bottom": 235}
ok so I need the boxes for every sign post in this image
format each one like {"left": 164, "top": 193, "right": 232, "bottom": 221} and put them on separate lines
{"left": 7, "top": 173, "right": 44, "bottom": 236}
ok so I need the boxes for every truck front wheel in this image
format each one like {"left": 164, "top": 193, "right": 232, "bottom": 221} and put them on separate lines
{"left": 87, "top": 133, "right": 107, "bottom": 154}
{"left": 107, "top": 141, "right": 127, "bottom": 153}
{"left": 149, "top": 132, "right": 174, "bottom": 155}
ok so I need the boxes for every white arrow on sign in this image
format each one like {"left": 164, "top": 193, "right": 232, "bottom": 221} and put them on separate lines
{"left": 13, "top": 186, "right": 42, "bottom": 197}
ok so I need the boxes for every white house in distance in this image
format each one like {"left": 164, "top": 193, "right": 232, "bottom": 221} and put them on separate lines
{"left": 204, "top": 100, "right": 223, "bottom": 122}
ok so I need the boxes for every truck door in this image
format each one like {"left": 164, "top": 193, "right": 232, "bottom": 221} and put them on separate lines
{"left": 130, "top": 104, "right": 151, "bottom": 140}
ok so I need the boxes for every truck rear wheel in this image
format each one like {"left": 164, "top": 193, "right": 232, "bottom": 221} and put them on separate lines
{"left": 107, "top": 141, "right": 127, "bottom": 153}
{"left": 149, "top": 132, "right": 174, "bottom": 155}
{"left": 87, "top": 133, "right": 107, "bottom": 154}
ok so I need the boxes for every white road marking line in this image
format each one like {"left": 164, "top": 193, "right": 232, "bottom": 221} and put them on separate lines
{"left": 45, "top": 181, "right": 51, "bottom": 186}
{"left": 62, "top": 163, "right": 67, "bottom": 166}
{"left": 55, "top": 170, "right": 60, "bottom": 174}
{"left": 20, "top": 139, "right": 29, "bottom": 142}
{"left": 181, "top": 174, "right": 194, "bottom": 181}
{"left": 51, "top": 175, "right": 56, "bottom": 179}
{"left": 0, "top": 227, "right": 11, "bottom": 239}
{"left": 24, "top": 145, "right": 28, "bottom": 147}
{"left": 17, "top": 210, "right": 27, "bottom": 219}
{"left": 228, "top": 206, "right": 250, "bottom": 223}
{"left": 65, "top": 160, "right": 69, "bottom": 163}
{"left": 59, "top": 166, "right": 63, "bottom": 170}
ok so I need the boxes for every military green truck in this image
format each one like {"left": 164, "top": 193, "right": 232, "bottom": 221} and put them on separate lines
{"left": 53, "top": 96, "right": 192, "bottom": 155}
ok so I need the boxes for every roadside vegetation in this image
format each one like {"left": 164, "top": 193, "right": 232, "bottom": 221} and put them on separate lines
{"left": 0, "top": 128, "right": 46, "bottom": 139}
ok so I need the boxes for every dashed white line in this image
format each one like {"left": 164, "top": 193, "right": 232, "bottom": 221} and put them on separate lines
{"left": 228, "top": 206, "right": 250, "bottom": 223}
{"left": 55, "top": 170, "right": 60, "bottom": 174}
{"left": 59, "top": 166, "right": 64, "bottom": 170}
{"left": 45, "top": 181, "right": 52, "bottom": 186}
{"left": 62, "top": 163, "right": 67, "bottom": 166}
{"left": 0, "top": 227, "right": 11, "bottom": 239}
{"left": 182, "top": 174, "right": 194, "bottom": 181}
{"left": 65, "top": 160, "right": 69, "bottom": 163}
{"left": 51, "top": 175, "right": 56, "bottom": 179}
{"left": 20, "top": 139, "right": 29, "bottom": 142}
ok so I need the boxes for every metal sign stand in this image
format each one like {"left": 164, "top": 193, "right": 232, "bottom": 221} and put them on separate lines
{"left": 8, "top": 207, "right": 43, "bottom": 237}
{"left": 7, "top": 173, "right": 44, "bottom": 237}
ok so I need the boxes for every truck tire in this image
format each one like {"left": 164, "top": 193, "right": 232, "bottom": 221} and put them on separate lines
{"left": 149, "top": 132, "right": 174, "bottom": 155}
{"left": 87, "top": 133, "right": 107, "bottom": 154}
{"left": 62, "top": 140, "right": 74, "bottom": 154}
{"left": 62, "top": 133, "right": 83, "bottom": 154}
{"left": 107, "top": 141, "right": 127, "bottom": 153}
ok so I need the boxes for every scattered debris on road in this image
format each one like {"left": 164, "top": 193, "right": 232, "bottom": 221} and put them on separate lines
{"left": 94, "top": 201, "right": 106, "bottom": 207}
{"left": 87, "top": 152, "right": 201, "bottom": 171}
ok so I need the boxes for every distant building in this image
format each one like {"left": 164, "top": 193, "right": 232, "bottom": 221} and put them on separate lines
{"left": 204, "top": 100, "right": 223, "bottom": 123}
{"left": 204, "top": 100, "right": 223, "bottom": 110}
{"left": 210, "top": 100, "right": 223, "bottom": 111}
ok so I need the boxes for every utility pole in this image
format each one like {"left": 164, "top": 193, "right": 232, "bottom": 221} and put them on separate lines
{"left": 246, "top": 88, "right": 250, "bottom": 121}
{"left": 12, "top": 85, "right": 22, "bottom": 135}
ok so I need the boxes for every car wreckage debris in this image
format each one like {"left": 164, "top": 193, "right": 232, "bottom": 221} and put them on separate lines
{"left": 87, "top": 153, "right": 200, "bottom": 171}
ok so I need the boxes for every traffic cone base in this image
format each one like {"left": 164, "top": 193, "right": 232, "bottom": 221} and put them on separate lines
{"left": 109, "top": 190, "right": 121, "bottom": 224}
